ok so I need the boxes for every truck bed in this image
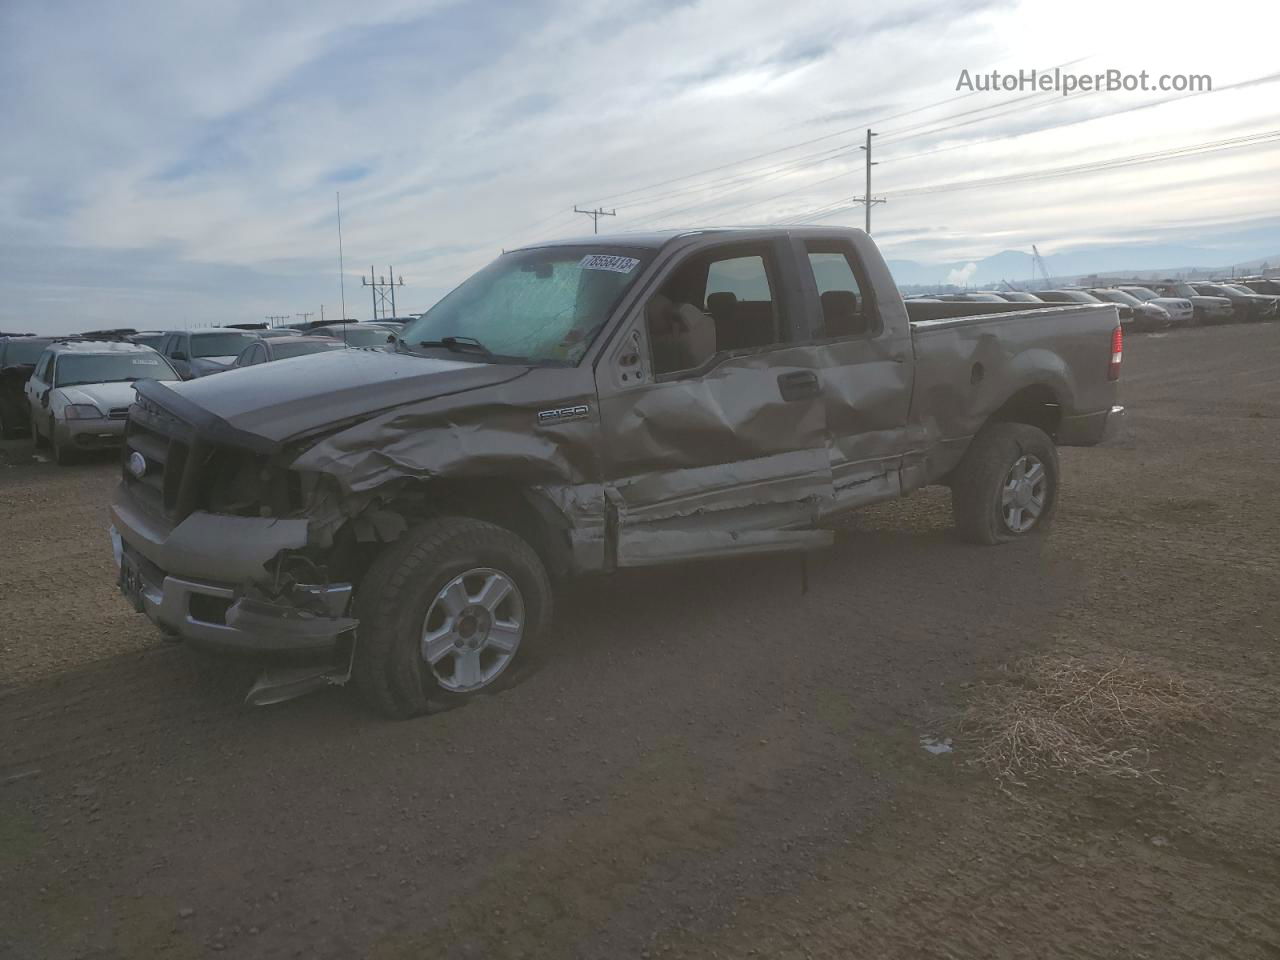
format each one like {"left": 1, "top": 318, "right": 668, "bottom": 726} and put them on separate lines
{"left": 901, "top": 302, "right": 1121, "bottom": 487}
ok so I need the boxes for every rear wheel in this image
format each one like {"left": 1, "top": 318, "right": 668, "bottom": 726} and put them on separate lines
{"left": 951, "top": 422, "right": 1059, "bottom": 545}
{"left": 353, "top": 516, "right": 553, "bottom": 719}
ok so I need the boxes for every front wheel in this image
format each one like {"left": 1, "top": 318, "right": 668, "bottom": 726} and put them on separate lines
{"left": 353, "top": 516, "right": 553, "bottom": 719}
{"left": 51, "top": 425, "right": 78, "bottom": 465}
{"left": 30, "top": 412, "right": 47, "bottom": 448}
{"left": 951, "top": 422, "right": 1059, "bottom": 545}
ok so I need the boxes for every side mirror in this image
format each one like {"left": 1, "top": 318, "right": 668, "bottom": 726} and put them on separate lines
{"left": 41, "top": 389, "right": 51, "bottom": 407}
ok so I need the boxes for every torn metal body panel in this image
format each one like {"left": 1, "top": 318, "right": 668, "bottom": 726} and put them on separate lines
{"left": 105, "top": 226, "right": 1123, "bottom": 700}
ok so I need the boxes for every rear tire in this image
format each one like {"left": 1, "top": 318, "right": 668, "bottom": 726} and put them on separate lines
{"left": 951, "top": 423, "right": 1059, "bottom": 545}
{"left": 353, "top": 516, "right": 553, "bottom": 719}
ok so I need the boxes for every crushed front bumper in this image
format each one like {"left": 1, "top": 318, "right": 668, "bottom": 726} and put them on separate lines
{"left": 109, "top": 488, "right": 356, "bottom": 656}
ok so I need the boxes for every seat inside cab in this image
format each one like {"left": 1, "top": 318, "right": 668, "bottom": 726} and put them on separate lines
{"left": 645, "top": 249, "right": 783, "bottom": 375}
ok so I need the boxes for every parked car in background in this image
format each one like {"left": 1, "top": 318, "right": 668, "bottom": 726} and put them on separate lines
{"left": 127, "top": 332, "right": 168, "bottom": 350}
{"left": 937, "top": 292, "right": 1009, "bottom": 303}
{"left": 1144, "top": 281, "right": 1234, "bottom": 324}
{"left": 1035, "top": 290, "right": 1104, "bottom": 303}
{"left": 1214, "top": 282, "right": 1280, "bottom": 318}
{"left": 309, "top": 323, "right": 397, "bottom": 349}
{"left": 996, "top": 291, "right": 1045, "bottom": 303}
{"left": 1237, "top": 278, "right": 1280, "bottom": 296}
{"left": 1190, "top": 282, "right": 1276, "bottom": 322}
{"left": 1110, "top": 287, "right": 1194, "bottom": 327}
{"left": 25, "top": 341, "right": 180, "bottom": 464}
{"left": 231, "top": 335, "right": 345, "bottom": 368}
{"left": 1034, "top": 290, "right": 1126, "bottom": 319}
{"left": 0, "top": 335, "right": 56, "bottom": 438}
{"left": 158, "top": 329, "right": 263, "bottom": 378}
{"left": 1087, "top": 289, "right": 1174, "bottom": 330}
{"left": 257, "top": 328, "right": 304, "bottom": 339}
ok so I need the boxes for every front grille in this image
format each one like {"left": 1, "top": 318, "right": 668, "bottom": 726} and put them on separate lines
{"left": 122, "top": 392, "right": 295, "bottom": 523}
{"left": 108, "top": 407, "right": 130, "bottom": 420}
{"left": 123, "top": 395, "right": 201, "bottom": 521}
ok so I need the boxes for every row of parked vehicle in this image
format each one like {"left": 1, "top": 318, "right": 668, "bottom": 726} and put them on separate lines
{"left": 908, "top": 276, "right": 1280, "bottom": 331}
{"left": 0, "top": 319, "right": 406, "bottom": 462}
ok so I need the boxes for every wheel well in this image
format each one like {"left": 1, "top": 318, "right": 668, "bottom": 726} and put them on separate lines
{"left": 346, "top": 478, "right": 572, "bottom": 585}
{"left": 988, "top": 384, "right": 1062, "bottom": 439}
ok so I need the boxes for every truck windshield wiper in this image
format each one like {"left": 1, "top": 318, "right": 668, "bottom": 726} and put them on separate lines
{"left": 417, "top": 336, "right": 493, "bottom": 357}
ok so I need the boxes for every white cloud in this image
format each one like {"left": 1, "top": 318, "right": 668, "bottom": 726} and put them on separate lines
{"left": 2, "top": 0, "right": 1279, "bottom": 333}
{"left": 947, "top": 262, "right": 979, "bottom": 285}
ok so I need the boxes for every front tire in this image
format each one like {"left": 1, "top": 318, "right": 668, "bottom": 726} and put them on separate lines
{"left": 353, "top": 516, "right": 553, "bottom": 719}
{"left": 51, "top": 425, "right": 78, "bottom": 465}
{"left": 951, "top": 423, "right": 1059, "bottom": 545}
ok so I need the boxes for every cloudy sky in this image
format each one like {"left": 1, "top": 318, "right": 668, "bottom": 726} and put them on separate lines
{"left": 3, "top": 0, "right": 1278, "bottom": 333}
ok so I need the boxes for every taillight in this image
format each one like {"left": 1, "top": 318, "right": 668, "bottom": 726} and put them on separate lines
{"left": 1108, "top": 325, "right": 1123, "bottom": 381}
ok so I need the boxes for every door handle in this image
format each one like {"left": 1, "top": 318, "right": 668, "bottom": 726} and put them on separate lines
{"left": 777, "top": 370, "right": 820, "bottom": 402}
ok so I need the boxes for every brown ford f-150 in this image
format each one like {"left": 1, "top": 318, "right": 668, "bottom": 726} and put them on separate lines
{"left": 108, "top": 227, "right": 1125, "bottom": 714}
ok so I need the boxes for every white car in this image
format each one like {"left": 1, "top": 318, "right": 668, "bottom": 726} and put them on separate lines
{"left": 1116, "top": 287, "right": 1195, "bottom": 326}
{"left": 25, "top": 340, "right": 180, "bottom": 464}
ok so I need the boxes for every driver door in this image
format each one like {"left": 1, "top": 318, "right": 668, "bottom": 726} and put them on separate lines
{"left": 595, "top": 238, "right": 834, "bottom": 567}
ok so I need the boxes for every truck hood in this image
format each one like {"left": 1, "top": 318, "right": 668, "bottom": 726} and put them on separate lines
{"left": 147, "top": 348, "right": 530, "bottom": 445}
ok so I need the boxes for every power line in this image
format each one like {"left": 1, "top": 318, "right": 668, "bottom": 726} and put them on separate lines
{"left": 878, "top": 69, "right": 1280, "bottom": 165}
{"left": 620, "top": 88, "right": 1084, "bottom": 222}
{"left": 708, "top": 72, "right": 1280, "bottom": 227}
{"left": 621, "top": 76, "right": 1117, "bottom": 228}
{"left": 580, "top": 58, "right": 1090, "bottom": 208}
{"left": 777, "top": 129, "right": 1280, "bottom": 225}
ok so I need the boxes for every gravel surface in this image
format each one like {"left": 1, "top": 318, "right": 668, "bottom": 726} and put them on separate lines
{"left": 1, "top": 323, "right": 1277, "bottom": 959}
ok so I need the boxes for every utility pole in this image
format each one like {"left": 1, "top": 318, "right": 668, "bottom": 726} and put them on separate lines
{"left": 855, "top": 129, "right": 886, "bottom": 234}
{"left": 266, "top": 314, "right": 290, "bottom": 327}
{"left": 573, "top": 205, "right": 616, "bottom": 234}
{"left": 296, "top": 312, "right": 314, "bottom": 325}
{"left": 362, "top": 266, "right": 405, "bottom": 321}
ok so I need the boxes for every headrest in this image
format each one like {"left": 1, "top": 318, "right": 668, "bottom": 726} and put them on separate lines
{"left": 706, "top": 291, "right": 738, "bottom": 316}
{"left": 820, "top": 290, "right": 858, "bottom": 317}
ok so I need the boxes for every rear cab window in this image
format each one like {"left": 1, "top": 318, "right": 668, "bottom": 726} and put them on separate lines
{"left": 801, "top": 241, "right": 882, "bottom": 339}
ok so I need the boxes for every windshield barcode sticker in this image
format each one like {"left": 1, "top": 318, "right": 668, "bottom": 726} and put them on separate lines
{"left": 579, "top": 254, "right": 640, "bottom": 274}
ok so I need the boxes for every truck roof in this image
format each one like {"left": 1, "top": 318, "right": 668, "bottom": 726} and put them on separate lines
{"left": 511, "top": 225, "right": 863, "bottom": 252}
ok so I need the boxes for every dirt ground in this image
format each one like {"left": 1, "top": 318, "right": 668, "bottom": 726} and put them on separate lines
{"left": 1, "top": 323, "right": 1278, "bottom": 959}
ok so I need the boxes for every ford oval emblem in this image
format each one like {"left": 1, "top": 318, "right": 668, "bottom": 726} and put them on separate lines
{"left": 127, "top": 451, "right": 148, "bottom": 479}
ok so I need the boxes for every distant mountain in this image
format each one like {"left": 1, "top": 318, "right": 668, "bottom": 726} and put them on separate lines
{"left": 888, "top": 242, "right": 1280, "bottom": 290}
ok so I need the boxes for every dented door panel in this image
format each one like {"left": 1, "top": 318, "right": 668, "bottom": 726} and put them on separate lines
{"left": 597, "top": 344, "right": 834, "bottom": 567}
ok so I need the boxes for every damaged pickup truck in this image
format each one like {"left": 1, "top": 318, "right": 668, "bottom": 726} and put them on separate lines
{"left": 109, "top": 227, "right": 1124, "bottom": 716}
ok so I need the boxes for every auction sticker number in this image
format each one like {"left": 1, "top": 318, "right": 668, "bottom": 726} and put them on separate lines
{"left": 580, "top": 254, "right": 640, "bottom": 274}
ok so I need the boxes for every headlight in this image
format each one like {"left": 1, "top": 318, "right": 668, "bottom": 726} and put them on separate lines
{"left": 63, "top": 404, "right": 103, "bottom": 420}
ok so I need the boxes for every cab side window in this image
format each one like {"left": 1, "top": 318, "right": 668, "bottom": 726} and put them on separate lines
{"left": 804, "top": 242, "right": 880, "bottom": 338}
{"left": 34, "top": 353, "right": 53, "bottom": 383}
{"left": 645, "top": 244, "right": 787, "bottom": 377}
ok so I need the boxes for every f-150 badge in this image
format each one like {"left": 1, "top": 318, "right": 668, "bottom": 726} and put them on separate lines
{"left": 537, "top": 404, "right": 590, "bottom": 424}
